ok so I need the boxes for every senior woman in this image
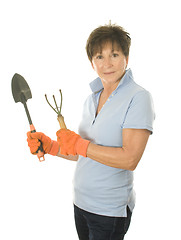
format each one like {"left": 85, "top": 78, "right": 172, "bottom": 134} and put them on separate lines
{"left": 27, "top": 24, "right": 155, "bottom": 240}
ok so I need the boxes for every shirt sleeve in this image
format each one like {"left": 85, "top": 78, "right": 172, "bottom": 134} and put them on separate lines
{"left": 122, "top": 90, "right": 155, "bottom": 133}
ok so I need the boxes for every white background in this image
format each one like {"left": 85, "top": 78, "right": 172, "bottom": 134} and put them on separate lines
{"left": 1, "top": 0, "right": 181, "bottom": 239}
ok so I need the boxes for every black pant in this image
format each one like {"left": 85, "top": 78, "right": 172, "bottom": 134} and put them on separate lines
{"left": 74, "top": 205, "right": 132, "bottom": 240}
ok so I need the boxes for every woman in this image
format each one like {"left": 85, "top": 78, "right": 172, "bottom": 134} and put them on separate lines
{"left": 27, "top": 24, "right": 155, "bottom": 240}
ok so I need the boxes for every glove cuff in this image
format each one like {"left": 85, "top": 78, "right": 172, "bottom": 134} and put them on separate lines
{"left": 75, "top": 138, "right": 90, "bottom": 157}
{"left": 48, "top": 140, "right": 59, "bottom": 156}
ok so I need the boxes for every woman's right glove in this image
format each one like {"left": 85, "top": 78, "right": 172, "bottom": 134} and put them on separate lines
{"left": 27, "top": 132, "right": 59, "bottom": 156}
{"left": 56, "top": 129, "right": 90, "bottom": 157}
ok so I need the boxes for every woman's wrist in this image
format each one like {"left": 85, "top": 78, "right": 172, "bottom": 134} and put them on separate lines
{"left": 48, "top": 140, "right": 60, "bottom": 156}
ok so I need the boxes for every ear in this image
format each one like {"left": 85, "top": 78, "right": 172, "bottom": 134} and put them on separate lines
{"left": 91, "top": 61, "right": 95, "bottom": 70}
{"left": 126, "top": 56, "right": 129, "bottom": 65}
{"left": 124, "top": 56, "right": 129, "bottom": 69}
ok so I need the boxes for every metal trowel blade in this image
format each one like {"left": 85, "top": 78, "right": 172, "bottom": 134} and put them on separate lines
{"left": 11, "top": 73, "right": 32, "bottom": 104}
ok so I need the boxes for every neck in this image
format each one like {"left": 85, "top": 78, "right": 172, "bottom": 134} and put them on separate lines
{"left": 102, "top": 82, "right": 119, "bottom": 97}
{"left": 101, "top": 70, "right": 126, "bottom": 96}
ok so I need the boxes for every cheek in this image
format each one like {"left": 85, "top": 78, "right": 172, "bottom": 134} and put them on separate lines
{"left": 118, "top": 58, "right": 127, "bottom": 70}
{"left": 92, "top": 61, "right": 98, "bottom": 71}
{"left": 92, "top": 62, "right": 102, "bottom": 73}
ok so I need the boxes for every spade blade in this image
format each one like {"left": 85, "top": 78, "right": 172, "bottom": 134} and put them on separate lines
{"left": 11, "top": 73, "right": 32, "bottom": 104}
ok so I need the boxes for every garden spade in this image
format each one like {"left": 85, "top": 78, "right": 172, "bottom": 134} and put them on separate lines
{"left": 11, "top": 73, "right": 45, "bottom": 161}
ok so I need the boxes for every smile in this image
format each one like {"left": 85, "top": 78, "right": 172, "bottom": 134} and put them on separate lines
{"left": 104, "top": 72, "right": 115, "bottom": 75}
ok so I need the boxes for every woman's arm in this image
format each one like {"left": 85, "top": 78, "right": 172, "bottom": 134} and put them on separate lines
{"left": 56, "top": 148, "right": 79, "bottom": 161}
{"left": 87, "top": 128, "right": 150, "bottom": 171}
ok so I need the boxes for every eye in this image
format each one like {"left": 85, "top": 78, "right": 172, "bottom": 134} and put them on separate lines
{"left": 96, "top": 55, "right": 103, "bottom": 59}
{"left": 112, "top": 53, "right": 119, "bottom": 57}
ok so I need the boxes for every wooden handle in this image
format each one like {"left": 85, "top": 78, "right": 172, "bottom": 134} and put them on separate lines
{"left": 57, "top": 114, "right": 67, "bottom": 129}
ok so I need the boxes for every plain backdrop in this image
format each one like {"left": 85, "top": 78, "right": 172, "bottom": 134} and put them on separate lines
{"left": 1, "top": 0, "right": 181, "bottom": 239}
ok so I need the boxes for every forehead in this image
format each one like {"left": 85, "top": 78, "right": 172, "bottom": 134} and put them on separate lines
{"left": 93, "top": 40, "right": 122, "bottom": 55}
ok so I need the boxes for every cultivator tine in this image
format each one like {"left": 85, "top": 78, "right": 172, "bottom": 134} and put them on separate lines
{"left": 45, "top": 94, "right": 58, "bottom": 114}
{"left": 53, "top": 95, "right": 59, "bottom": 114}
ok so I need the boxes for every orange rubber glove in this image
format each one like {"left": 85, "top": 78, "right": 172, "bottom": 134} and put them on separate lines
{"left": 27, "top": 132, "right": 59, "bottom": 156}
{"left": 56, "top": 129, "right": 90, "bottom": 157}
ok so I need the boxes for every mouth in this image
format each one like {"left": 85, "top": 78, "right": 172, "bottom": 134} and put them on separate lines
{"left": 104, "top": 72, "right": 115, "bottom": 75}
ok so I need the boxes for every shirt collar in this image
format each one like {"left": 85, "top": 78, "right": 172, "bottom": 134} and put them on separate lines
{"left": 89, "top": 68, "right": 134, "bottom": 93}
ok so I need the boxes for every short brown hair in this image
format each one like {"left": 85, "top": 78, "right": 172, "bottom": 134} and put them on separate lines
{"left": 86, "top": 24, "right": 131, "bottom": 62}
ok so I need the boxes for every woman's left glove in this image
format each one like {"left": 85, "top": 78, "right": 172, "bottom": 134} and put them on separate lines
{"left": 56, "top": 129, "right": 90, "bottom": 157}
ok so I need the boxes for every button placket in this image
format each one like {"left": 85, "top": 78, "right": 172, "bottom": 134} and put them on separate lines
{"left": 92, "top": 91, "right": 117, "bottom": 126}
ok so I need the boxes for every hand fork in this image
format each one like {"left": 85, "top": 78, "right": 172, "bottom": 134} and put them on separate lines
{"left": 45, "top": 89, "right": 67, "bottom": 129}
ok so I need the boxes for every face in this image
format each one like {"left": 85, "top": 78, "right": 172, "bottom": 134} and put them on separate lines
{"left": 91, "top": 42, "right": 128, "bottom": 89}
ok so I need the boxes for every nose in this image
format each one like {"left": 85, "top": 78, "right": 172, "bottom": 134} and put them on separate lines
{"left": 104, "top": 57, "right": 113, "bottom": 68}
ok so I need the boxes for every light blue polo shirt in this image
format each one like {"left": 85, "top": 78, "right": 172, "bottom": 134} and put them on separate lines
{"left": 73, "top": 69, "right": 155, "bottom": 217}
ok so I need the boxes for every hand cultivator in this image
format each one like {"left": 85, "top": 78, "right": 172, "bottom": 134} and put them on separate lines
{"left": 45, "top": 90, "right": 67, "bottom": 129}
